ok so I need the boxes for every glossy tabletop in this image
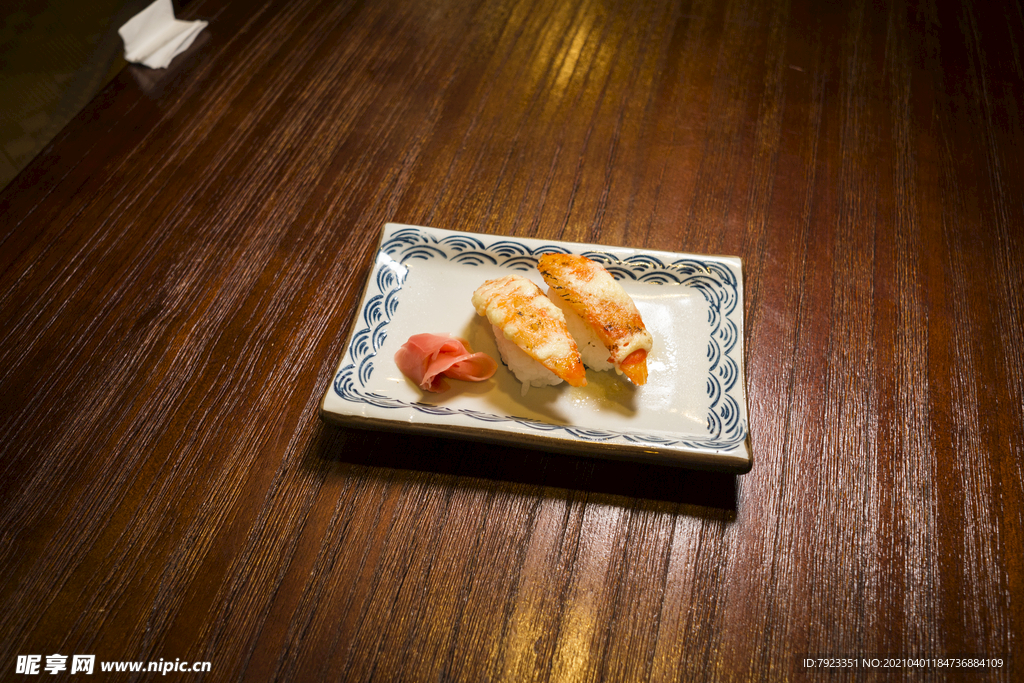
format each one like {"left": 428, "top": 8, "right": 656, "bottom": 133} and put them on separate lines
{"left": 1, "top": 0, "right": 1022, "bottom": 679}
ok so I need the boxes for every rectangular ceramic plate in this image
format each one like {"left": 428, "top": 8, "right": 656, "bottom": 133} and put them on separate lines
{"left": 320, "top": 224, "right": 751, "bottom": 472}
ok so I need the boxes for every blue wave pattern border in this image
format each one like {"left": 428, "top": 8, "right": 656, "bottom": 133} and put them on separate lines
{"left": 333, "top": 227, "right": 747, "bottom": 451}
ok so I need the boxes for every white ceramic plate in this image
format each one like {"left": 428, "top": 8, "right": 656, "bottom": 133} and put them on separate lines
{"left": 320, "top": 224, "right": 750, "bottom": 472}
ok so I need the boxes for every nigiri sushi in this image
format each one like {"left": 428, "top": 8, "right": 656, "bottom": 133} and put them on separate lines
{"left": 472, "top": 275, "right": 587, "bottom": 394}
{"left": 536, "top": 253, "right": 653, "bottom": 385}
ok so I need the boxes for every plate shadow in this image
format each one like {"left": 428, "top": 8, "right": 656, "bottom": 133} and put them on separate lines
{"left": 310, "top": 422, "right": 738, "bottom": 516}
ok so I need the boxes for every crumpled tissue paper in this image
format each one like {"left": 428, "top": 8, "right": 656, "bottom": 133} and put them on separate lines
{"left": 118, "top": 0, "right": 208, "bottom": 69}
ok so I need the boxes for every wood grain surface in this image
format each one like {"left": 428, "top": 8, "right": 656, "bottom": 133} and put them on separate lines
{"left": 2, "top": 0, "right": 1022, "bottom": 679}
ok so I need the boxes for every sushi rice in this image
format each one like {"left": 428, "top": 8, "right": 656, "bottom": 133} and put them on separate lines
{"left": 547, "top": 290, "right": 615, "bottom": 372}
{"left": 491, "top": 324, "right": 563, "bottom": 396}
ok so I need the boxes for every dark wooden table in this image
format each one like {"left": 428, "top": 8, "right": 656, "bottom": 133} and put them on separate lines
{"left": 2, "top": 0, "right": 1021, "bottom": 679}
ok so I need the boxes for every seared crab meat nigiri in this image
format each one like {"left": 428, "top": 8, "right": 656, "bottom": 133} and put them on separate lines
{"left": 472, "top": 275, "right": 587, "bottom": 388}
{"left": 536, "top": 253, "right": 653, "bottom": 385}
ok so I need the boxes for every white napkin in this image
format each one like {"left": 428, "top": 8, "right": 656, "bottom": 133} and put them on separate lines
{"left": 118, "top": 0, "right": 208, "bottom": 69}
